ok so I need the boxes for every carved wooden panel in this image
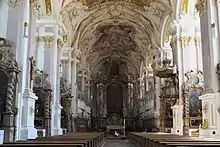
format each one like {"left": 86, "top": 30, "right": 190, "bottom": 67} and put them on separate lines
{"left": 0, "top": 70, "right": 8, "bottom": 127}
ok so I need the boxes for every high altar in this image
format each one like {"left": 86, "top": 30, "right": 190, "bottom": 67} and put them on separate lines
{"left": 91, "top": 54, "right": 135, "bottom": 137}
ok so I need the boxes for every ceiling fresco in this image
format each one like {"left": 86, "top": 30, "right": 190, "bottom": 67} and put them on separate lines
{"left": 60, "top": 0, "right": 173, "bottom": 78}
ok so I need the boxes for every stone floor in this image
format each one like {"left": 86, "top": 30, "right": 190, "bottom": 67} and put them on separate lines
{"left": 102, "top": 139, "right": 134, "bottom": 147}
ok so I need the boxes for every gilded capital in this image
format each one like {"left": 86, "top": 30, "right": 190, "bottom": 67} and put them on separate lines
{"left": 35, "top": 36, "right": 42, "bottom": 43}
{"left": 57, "top": 39, "right": 64, "bottom": 48}
{"left": 195, "top": 0, "right": 208, "bottom": 16}
{"left": 42, "top": 36, "right": 55, "bottom": 48}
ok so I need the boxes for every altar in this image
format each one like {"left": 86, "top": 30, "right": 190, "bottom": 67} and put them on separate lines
{"left": 106, "top": 113, "right": 125, "bottom": 138}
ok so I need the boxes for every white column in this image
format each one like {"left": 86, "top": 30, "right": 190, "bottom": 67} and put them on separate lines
{"left": 139, "top": 78, "right": 143, "bottom": 99}
{"left": 51, "top": 27, "right": 63, "bottom": 135}
{"left": 53, "top": 39, "right": 63, "bottom": 135}
{"left": 35, "top": 37, "right": 45, "bottom": 70}
{"left": 19, "top": 2, "right": 38, "bottom": 140}
{"left": 66, "top": 60, "right": 72, "bottom": 83}
{"left": 71, "top": 58, "right": 78, "bottom": 132}
{"left": 170, "top": 20, "right": 184, "bottom": 135}
{"left": 0, "top": 1, "right": 9, "bottom": 38}
{"left": 197, "top": 0, "right": 219, "bottom": 138}
{"left": 43, "top": 36, "right": 54, "bottom": 74}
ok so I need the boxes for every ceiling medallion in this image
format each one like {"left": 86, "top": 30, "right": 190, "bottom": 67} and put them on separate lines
{"left": 7, "top": 0, "right": 21, "bottom": 8}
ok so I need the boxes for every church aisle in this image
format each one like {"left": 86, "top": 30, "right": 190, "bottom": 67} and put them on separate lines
{"left": 102, "top": 139, "right": 135, "bottom": 147}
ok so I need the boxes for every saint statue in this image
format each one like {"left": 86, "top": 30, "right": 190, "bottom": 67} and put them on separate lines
{"left": 29, "top": 56, "right": 36, "bottom": 89}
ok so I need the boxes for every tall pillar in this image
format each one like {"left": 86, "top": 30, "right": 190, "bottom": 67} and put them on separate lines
{"left": 139, "top": 78, "right": 143, "bottom": 99}
{"left": 66, "top": 60, "right": 72, "bottom": 83}
{"left": 155, "top": 77, "right": 161, "bottom": 128}
{"left": 170, "top": 20, "right": 184, "bottom": 135}
{"left": 19, "top": 1, "right": 38, "bottom": 141}
{"left": 51, "top": 27, "right": 62, "bottom": 136}
{"left": 35, "top": 36, "right": 45, "bottom": 70}
{"left": 0, "top": 1, "right": 9, "bottom": 38}
{"left": 196, "top": 0, "right": 219, "bottom": 138}
{"left": 71, "top": 58, "right": 79, "bottom": 132}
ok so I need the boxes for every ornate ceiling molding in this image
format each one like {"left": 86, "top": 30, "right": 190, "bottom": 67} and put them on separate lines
{"left": 60, "top": 0, "right": 173, "bottom": 78}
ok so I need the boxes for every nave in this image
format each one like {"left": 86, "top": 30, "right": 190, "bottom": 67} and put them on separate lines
{"left": 1, "top": 0, "right": 220, "bottom": 146}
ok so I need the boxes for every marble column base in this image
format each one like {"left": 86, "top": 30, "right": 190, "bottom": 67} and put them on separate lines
{"left": 19, "top": 89, "right": 38, "bottom": 140}
{"left": 199, "top": 93, "right": 218, "bottom": 138}
{"left": 171, "top": 104, "right": 183, "bottom": 135}
{"left": 19, "top": 127, "right": 38, "bottom": 140}
{"left": 199, "top": 128, "right": 217, "bottom": 138}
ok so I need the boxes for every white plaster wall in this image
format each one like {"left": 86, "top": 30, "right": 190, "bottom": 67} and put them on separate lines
{"left": 180, "top": 15, "right": 203, "bottom": 73}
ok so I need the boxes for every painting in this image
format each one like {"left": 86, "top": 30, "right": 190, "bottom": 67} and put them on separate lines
{"left": 45, "top": 0, "right": 52, "bottom": 15}
{"left": 188, "top": 89, "right": 202, "bottom": 117}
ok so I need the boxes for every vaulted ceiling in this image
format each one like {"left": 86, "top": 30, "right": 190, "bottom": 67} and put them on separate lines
{"left": 61, "top": 0, "right": 173, "bottom": 78}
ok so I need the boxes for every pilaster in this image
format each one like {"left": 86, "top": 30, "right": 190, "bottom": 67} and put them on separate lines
{"left": 18, "top": 0, "right": 39, "bottom": 141}
{"left": 170, "top": 20, "right": 184, "bottom": 135}
{"left": 171, "top": 104, "right": 184, "bottom": 135}
{"left": 71, "top": 57, "right": 79, "bottom": 132}
{"left": 195, "top": 0, "right": 220, "bottom": 137}
{"left": 199, "top": 93, "right": 218, "bottom": 138}
{"left": 19, "top": 89, "right": 38, "bottom": 140}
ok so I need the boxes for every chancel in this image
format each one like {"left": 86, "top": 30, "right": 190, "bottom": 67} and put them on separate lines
{"left": 1, "top": 0, "right": 220, "bottom": 147}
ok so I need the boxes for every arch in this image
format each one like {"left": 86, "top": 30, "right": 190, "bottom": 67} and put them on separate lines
{"left": 175, "top": 0, "right": 183, "bottom": 19}
{"left": 160, "top": 15, "right": 171, "bottom": 47}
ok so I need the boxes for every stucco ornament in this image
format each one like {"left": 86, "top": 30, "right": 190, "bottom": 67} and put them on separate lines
{"left": 30, "top": 0, "right": 41, "bottom": 18}
{"left": 195, "top": 0, "right": 208, "bottom": 16}
{"left": 7, "top": 0, "right": 21, "bottom": 8}
{"left": 183, "top": 70, "right": 204, "bottom": 91}
{"left": 61, "top": 0, "right": 173, "bottom": 85}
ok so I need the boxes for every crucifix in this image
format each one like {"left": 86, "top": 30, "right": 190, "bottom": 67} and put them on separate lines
{"left": 29, "top": 56, "right": 36, "bottom": 89}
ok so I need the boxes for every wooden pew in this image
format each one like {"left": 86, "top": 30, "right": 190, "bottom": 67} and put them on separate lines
{"left": 2, "top": 132, "right": 105, "bottom": 147}
{"left": 127, "top": 132, "right": 220, "bottom": 147}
